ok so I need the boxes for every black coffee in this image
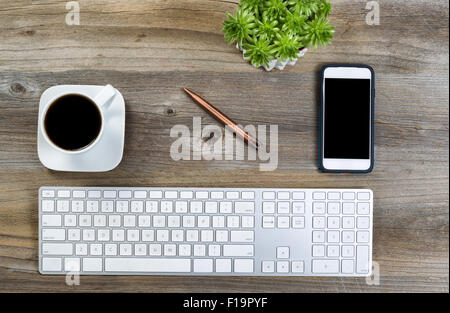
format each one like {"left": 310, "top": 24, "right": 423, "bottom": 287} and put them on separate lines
{"left": 44, "top": 94, "right": 102, "bottom": 151}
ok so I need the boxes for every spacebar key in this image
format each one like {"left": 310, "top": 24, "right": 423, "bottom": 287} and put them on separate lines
{"left": 105, "top": 258, "right": 191, "bottom": 272}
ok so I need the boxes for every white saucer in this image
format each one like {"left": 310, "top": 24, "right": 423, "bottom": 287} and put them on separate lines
{"left": 37, "top": 85, "right": 125, "bottom": 172}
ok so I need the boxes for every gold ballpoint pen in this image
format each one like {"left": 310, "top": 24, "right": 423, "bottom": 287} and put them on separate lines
{"left": 183, "top": 88, "right": 261, "bottom": 151}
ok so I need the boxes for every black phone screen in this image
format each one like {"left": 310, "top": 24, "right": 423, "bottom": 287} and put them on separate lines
{"left": 324, "top": 78, "right": 371, "bottom": 159}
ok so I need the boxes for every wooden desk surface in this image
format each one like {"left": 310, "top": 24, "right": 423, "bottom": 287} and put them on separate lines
{"left": 0, "top": 0, "right": 448, "bottom": 293}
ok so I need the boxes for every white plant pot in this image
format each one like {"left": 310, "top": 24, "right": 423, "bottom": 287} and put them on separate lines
{"left": 263, "top": 59, "right": 278, "bottom": 71}
{"left": 236, "top": 44, "right": 308, "bottom": 71}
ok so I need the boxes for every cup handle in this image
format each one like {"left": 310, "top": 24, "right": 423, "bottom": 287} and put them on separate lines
{"left": 95, "top": 84, "right": 116, "bottom": 107}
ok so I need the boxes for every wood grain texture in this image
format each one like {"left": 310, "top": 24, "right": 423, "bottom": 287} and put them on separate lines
{"left": 0, "top": 0, "right": 448, "bottom": 292}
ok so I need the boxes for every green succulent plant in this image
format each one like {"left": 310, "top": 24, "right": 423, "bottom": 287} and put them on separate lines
{"left": 222, "top": 0, "right": 335, "bottom": 68}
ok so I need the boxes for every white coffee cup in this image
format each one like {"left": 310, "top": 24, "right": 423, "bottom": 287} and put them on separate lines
{"left": 40, "top": 84, "right": 117, "bottom": 154}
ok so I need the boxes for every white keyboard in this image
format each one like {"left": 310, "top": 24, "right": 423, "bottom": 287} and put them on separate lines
{"left": 39, "top": 187, "right": 373, "bottom": 277}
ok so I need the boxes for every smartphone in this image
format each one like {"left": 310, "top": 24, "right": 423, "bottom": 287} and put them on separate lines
{"left": 319, "top": 64, "right": 375, "bottom": 173}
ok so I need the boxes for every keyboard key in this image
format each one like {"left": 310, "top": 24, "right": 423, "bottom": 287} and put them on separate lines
{"left": 242, "top": 192, "right": 254, "bottom": 199}
{"left": 88, "top": 190, "right": 101, "bottom": 198}
{"left": 327, "top": 202, "right": 340, "bottom": 215}
{"left": 342, "top": 192, "right": 355, "bottom": 200}
{"left": 164, "top": 244, "right": 177, "bottom": 256}
{"left": 105, "top": 244, "right": 117, "bottom": 256}
{"left": 342, "top": 217, "right": 355, "bottom": 229}
{"left": 235, "top": 202, "right": 255, "bottom": 214}
{"left": 277, "top": 247, "right": 289, "bottom": 259}
{"left": 65, "top": 258, "right": 80, "bottom": 272}
{"left": 175, "top": 201, "right": 188, "bottom": 213}
{"left": 241, "top": 216, "right": 254, "bottom": 228}
{"left": 262, "top": 216, "right": 275, "bottom": 228}
{"left": 342, "top": 245, "right": 355, "bottom": 257}
{"left": 120, "top": 244, "right": 132, "bottom": 256}
{"left": 196, "top": 191, "right": 208, "bottom": 199}
{"left": 42, "top": 215, "right": 61, "bottom": 227}
{"left": 313, "top": 192, "right": 326, "bottom": 200}
{"left": 87, "top": 201, "right": 99, "bottom": 213}
{"left": 312, "top": 231, "right": 325, "bottom": 243}
{"left": 277, "top": 192, "right": 290, "bottom": 200}
{"left": 42, "top": 200, "right": 55, "bottom": 212}
{"left": 292, "top": 192, "right": 305, "bottom": 200}
{"left": 226, "top": 192, "right": 239, "bottom": 199}
{"left": 312, "top": 245, "right": 325, "bottom": 257}
{"left": 149, "top": 191, "right": 162, "bottom": 198}
{"left": 105, "top": 258, "right": 191, "bottom": 272}
{"left": 223, "top": 245, "right": 254, "bottom": 257}
{"left": 312, "top": 216, "right": 325, "bottom": 229}
{"left": 219, "top": 201, "right": 233, "bottom": 214}
{"left": 165, "top": 191, "right": 178, "bottom": 199}
{"left": 194, "top": 258, "right": 213, "bottom": 272}
{"left": 357, "top": 231, "right": 370, "bottom": 243}
{"left": 134, "top": 191, "right": 147, "bottom": 199}
{"left": 65, "top": 215, "right": 77, "bottom": 227}
{"left": 277, "top": 202, "right": 290, "bottom": 214}
{"left": 327, "top": 245, "right": 340, "bottom": 257}
{"left": 180, "top": 191, "right": 193, "bottom": 199}
{"left": 292, "top": 202, "right": 305, "bottom": 214}
{"left": 42, "top": 243, "right": 72, "bottom": 255}
{"left": 205, "top": 202, "right": 218, "bottom": 213}
{"left": 312, "top": 260, "right": 339, "bottom": 274}
{"left": 263, "top": 202, "right": 275, "bottom": 214}
{"left": 216, "top": 230, "right": 228, "bottom": 242}
{"left": 131, "top": 201, "right": 144, "bottom": 213}
{"left": 193, "top": 244, "right": 206, "bottom": 256}
{"left": 313, "top": 202, "right": 326, "bottom": 214}
{"left": 57, "top": 190, "right": 71, "bottom": 198}
{"left": 262, "top": 261, "right": 275, "bottom": 273}
{"left": 103, "top": 191, "right": 116, "bottom": 198}
{"left": 358, "top": 192, "right": 371, "bottom": 200}
{"left": 42, "top": 258, "right": 62, "bottom": 271}
{"left": 276, "top": 261, "right": 289, "bottom": 273}
{"left": 42, "top": 229, "right": 65, "bottom": 241}
{"left": 75, "top": 243, "right": 88, "bottom": 255}
{"left": 342, "top": 203, "right": 355, "bottom": 214}
{"left": 341, "top": 260, "right": 354, "bottom": 274}
{"left": 212, "top": 216, "right": 225, "bottom": 228}
{"left": 179, "top": 244, "right": 191, "bottom": 256}
{"left": 210, "top": 191, "right": 223, "bottom": 199}
{"left": 41, "top": 190, "right": 55, "bottom": 198}
{"left": 183, "top": 216, "right": 195, "bottom": 228}
{"left": 161, "top": 201, "right": 173, "bottom": 213}
{"left": 342, "top": 231, "right": 355, "bottom": 243}
{"left": 73, "top": 190, "right": 86, "bottom": 198}
{"left": 291, "top": 261, "right": 304, "bottom": 273}
{"left": 327, "top": 231, "right": 340, "bottom": 243}
{"left": 234, "top": 259, "right": 254, "bottom": 273}
{"left": 357, "top": 202, "right": 370, "bottom": 215}
{"left": 231, "top": 231, "right": 254, "bottom": 242}
{"left": 262, "top": 192, "right": 275, "bottom": 200}
{"left": 327, "top": 216, "right": 340, "bottom": 229}
{"left": 227, "top": 216, "right": 239, "bottom": 228}
{"left": 119, "top": 191, "right": 132, "bottom": 198}
{"left": 216, "top": 259, "right": 232, "bottom": 272}
{"left": 56, "top": 200, "right": 69, "bottom": 212}
{"left": 357, "top": 217, "right": 370, "bottom": 229}
{"left": 327, "top": 192, "right": 340, "bottom": 200}
{"left": 357, "top": 246, "right": 370, "bottom": 273}
{"left": 190, "top": 201, "right": 203, "bottom": 213}
{"left": 83, "top": 258, "right": 102, "bottom": 272}
{"left": 292, "top": 216, "right": 305, "bottom": 229}
{"left": 277, "top": 216, "right": 290, "bottom": 228}
{"left": 149, "top": 244, "right": 162, "bottom": 255}
{"left": 208, "top": 244, "right": 221, "bottom": 256}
